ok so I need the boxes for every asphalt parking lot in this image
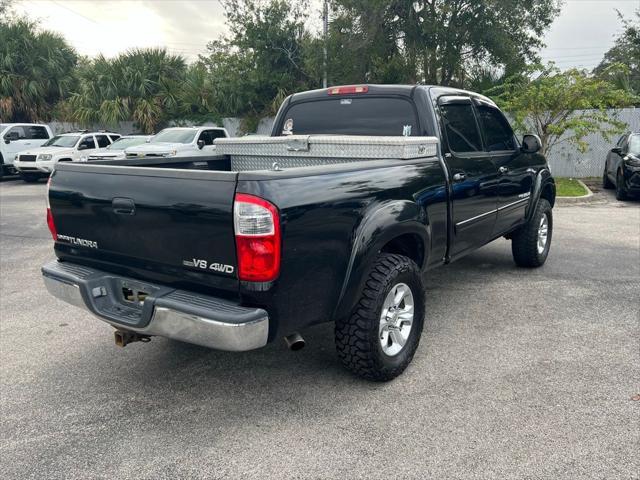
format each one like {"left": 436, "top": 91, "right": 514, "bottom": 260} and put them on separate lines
{"left": 1, "top": 178, "right": 638, "bottom": 479}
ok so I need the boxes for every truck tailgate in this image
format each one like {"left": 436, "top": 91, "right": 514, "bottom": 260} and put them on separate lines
{"left": 49, "top": 164, "right": 239, "bottom": 294}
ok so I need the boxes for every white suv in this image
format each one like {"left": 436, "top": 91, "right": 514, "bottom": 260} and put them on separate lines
{"left": 14, "top": 131, "right": 120, "bottom": 182}
{"left": 0, "top": 123, "right": 53, "bottom": 177}
{"left": 124, "top": 126, "right": 228, "bottom": 158}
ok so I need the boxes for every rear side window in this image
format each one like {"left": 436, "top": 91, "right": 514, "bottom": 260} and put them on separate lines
{"left": 95, "top": 135, "right": 111, "bottom": 148}
{"left": 279, "top": 98, "right": 419, "bottom": 136}
{"left": 476, "top": 106, "right": 516, "bottom": 151}
{"left": 439, "top": 103, "right": 482, "bottom": 153}
{"left": 27, "top": 126, "right": 50, "bottom": 139}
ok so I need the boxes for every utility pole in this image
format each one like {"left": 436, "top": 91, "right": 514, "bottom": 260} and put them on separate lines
{"left": 322, "top": 0, "right": 328, "bottom": 88}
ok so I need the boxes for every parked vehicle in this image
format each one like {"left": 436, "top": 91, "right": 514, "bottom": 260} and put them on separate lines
{"left": 124, "top": 126, "right": 228, "bottom": 158}
{"left": 87, "top": 135, "right": 153, "bottom": 161}
{"left": 603, "top": 131, "right": 640, "bottom": 200}
{"left": 42, "top": 85, "right": 555, "bottom": 381}
{"left": 13, "top": 131, "right": 120, "bottom": 182}
{"left": 0, "top": 123, "right": 53, "bottom": 177}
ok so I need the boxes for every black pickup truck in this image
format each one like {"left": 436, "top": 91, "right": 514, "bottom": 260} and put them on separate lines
{"left": 42, "top": 85, "right": 555, "bottom": 381}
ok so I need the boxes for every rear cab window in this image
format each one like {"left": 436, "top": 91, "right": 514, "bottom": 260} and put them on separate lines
{"left": 277, "top": 97, "right": 419, "bottom": 137}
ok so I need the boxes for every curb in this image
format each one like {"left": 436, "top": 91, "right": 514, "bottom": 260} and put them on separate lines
{"left": 556, "top": 179, "right": 596, "bottom": 204}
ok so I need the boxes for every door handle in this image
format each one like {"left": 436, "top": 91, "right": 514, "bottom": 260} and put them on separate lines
{"left": 453, "top": 172, "right": 466, "bottom": 182}
{"left": 112, "top": 197, "right": 136, "bottom": 215}
{"left": 498, "top": 166, "right": 509, "bottom": 174}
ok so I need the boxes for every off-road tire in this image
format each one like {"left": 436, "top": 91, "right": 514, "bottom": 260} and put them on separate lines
{"left": 511, "top": 199, "right": 552, "bottom": 268}
{"left": 602, "top": 169, "right": 614, "bottom": 189}
{"left": 335, "top": 253, "right": 425, "bottom": 382}
{"left": 615, "top": 170, "right": 628, "bottom": 201}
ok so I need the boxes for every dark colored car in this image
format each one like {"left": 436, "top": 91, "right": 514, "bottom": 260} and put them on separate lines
{"left": 41, "top": 85, "right": 556, "bottom": 381}
{"left": 603, "top": 131, "right": 640, "bottom": 200}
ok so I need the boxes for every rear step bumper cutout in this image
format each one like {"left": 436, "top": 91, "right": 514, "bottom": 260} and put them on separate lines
{"left": 41, "top": 260, "right": 269, "bottom": 351}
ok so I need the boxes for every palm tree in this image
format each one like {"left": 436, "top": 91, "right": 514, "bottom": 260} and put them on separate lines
{"left": 0, "top": 18, "right": 77, "bottom": 122}
{"left": 70, "top": 48, "right": 187, "bottom": 133}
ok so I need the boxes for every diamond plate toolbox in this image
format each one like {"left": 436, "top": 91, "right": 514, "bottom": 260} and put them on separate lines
{"left": 215, "top": 135, "right": 439, "bottom": 164}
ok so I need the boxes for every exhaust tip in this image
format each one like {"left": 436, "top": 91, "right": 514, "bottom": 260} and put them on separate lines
{"left": 284, "top": 332, "right": 305, "bottom": 351}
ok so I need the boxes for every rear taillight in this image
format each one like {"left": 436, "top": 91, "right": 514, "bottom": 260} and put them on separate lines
{"left": 46, "top": 208, "right": 57, "bottom": 241}
{"left": 328, "top": 85, "right": 368, "bottom": 95}
{"left": 46, "top": 177, "right": 57, "bottom": 241}
{"left": 234, "top": 193, "right": 280, "bottom": 282}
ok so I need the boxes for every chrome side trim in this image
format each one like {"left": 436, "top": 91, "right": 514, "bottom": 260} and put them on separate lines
{"left": 456, "top": 198, "right": 530, "bottom": 228}
{"left": 456, "top": 208, "right": 497, "bottom": 227}
{"left": 498, "top": 198, "right": 529, "bottom": 211}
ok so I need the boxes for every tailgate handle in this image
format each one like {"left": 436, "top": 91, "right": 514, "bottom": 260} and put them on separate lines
{"left": 112, "top": 197, "right": 136, "bottom": 215}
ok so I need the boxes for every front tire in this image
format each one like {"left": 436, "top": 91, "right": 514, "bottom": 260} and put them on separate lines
{"left": 20, "top": 172, "right": 42, "bottom": 183}
{"left": 335, "top": 253, "right": 425, "bottom": 381}
{"left": 615, "top": 170, "right": 628, "bottom": 201}
{"left": 602, "top": 169, "right": 614, "bottom": 189}
{"left": 511, "top": 199, "right": 552, "bottom": 268}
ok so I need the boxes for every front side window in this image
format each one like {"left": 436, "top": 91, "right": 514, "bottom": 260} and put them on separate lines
{"left": 439, "top": 103, "right": 482, "bottom": 153}
{"left": 42, "top": 135, "right": 80, "bottom": 148}
{"left": 5, "top": 126, "right": 25, "bottom": 140}
{"left": 78, "top": 136, "right": 96, "bottom": 150}
{"left": 198, "top": 130, "right": 216, "bottom": 146}
{"left": 476, "top": 105, "right": 516, "bottom": 152}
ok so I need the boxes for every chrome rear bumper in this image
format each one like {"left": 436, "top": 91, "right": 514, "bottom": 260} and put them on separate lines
{"left": 42, "top": 260, "right": 269, "bottom": 351}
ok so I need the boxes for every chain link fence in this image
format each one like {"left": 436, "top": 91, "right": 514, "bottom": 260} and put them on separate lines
{"left": 544, "top": 108, "right": 639, "bottom": 178}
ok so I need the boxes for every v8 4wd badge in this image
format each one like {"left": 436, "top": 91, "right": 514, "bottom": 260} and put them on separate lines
{"left": 182, "top": 258, "right": 234, "bottom": 274}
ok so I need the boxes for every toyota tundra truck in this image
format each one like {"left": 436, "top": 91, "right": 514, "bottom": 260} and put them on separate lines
{"left": 42, "top": 85, "right": 555, "bottom": 381}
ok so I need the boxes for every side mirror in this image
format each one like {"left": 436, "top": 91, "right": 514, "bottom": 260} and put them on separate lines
{"left": 78, "top": 143, "right": 90, "bottom": 151}
{"left": 3, "top": 138, "right": 9, "bottom": 144}
{"left": 197, "top": 139, "right": 205, "bottom": 150}
{"left": 521, "top": 134, "right": 541, "bottom": 154}
{"left": 611, "top": 147, "right": 622, "bottom": 155}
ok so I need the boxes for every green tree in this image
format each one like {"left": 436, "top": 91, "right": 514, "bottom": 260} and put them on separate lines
{"left": 326, "top": 0, "right": 561, "bottom": 87}
{"left": 0, "top": 16, "right": 78, "bottom": 122}
{"left": 492, "top": 64, "right": 637, "bottom": 156}
{"left": 594, "top": 9, "right": 640, "bottom": 96}
{"left": 69, "top": 48, "right": 199, "bottom": 133}
{"left": 200, "top": 0, "right": 316, "bottom": 126}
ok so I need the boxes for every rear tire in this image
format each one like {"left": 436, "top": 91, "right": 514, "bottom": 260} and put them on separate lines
{"left": 335, "top": 253, "right": 425, "bottom": 382}
{"left": 511, "top": 199, "right": 552, "bottom": 268}
{"left": 602, "top": 169, "right": 614, "bottom": 189}
{"left": 615, "top": 170, "right": 628, "bottom": 201}
{"left": 20, "top": 172, "right": 41, "bottom": 183}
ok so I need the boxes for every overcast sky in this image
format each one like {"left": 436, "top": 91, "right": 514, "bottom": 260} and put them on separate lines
{"left": 15, "top": 0, "right": 640, "bottom": 71}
